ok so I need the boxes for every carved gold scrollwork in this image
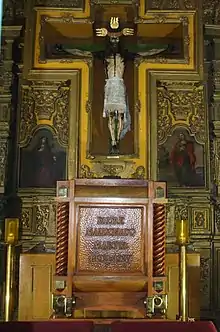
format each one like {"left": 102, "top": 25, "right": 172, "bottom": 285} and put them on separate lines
{"left": 20, "top": 196, "right": 57, "bottom": 249}
{"left": 19, "top": 80, "right": 70, "bottom": 147}
{"left": 0, "top": 62, "right": 13, "bottom": 93}
{"left": 200, "top": 254, "right": 211, "bottom": 307}
{"left": 167, "top": 0, "right": 180, "bottom": 9}
{"left": 80, "top": 165, "right": 97, "bottom": 178}
{"left": 53, "top": 88, "right": 69, "bottom": 146}
{"left": 192, "top": 209, "right": 209, "bottom": 231}
{"left": 95, "top": 161, "right": 137, "bottom": 178}
{"left": 131, "top": 166, "right": 145, "bottom": 179}
{"left": 3, "top": 0, "right": 25, "bottom": 23}
{"left": 154, "top": 15, "right": 167, "bottom": 24}
{"left": 180, "top": 16, "right": 189, "bottom": 26}
{"left": 157, "top": 81, "right": 206, "bottom": 144}
{"left": 134, "top": 57, "right": 143, "bottom": 67}
{"left": 86, "top": 100, "right": 92, "bottom": 113}
{"left": 214, "top": 199, "right": 220, "bottom": 233}
{"left": 0, "top": 140, "right": 8, "bottom": 188}
{"left": 184, "top": 35, "right": 190, "bottom": 46}
{"left": 155, "top": 57, "right": 168, "bottom": 64}
{"left": 174, "top": 199, "right": 189, "bottom": 220}
{"left": 34, "top": 203, "right": 56, "bottom": 237}
{"left": 102, "top": 164, "right": 124, "bottom": 177}
{"left": 19, "top": 87, "right": 36, "bottom": 144}
{"left": 150, "top": 0, "right": 162, "bottom": 8}
{"left": 149, "top": 0, "right": 196, "bottom": 9}
{"left": 61, "top": 12, "right": 78, "bottom": 24}
{"left": 59, "top": 59, "right": 74, "bottom": 64}
{"left": 157, "top": 89, "right": 172, "bottom": 144}
{"left": 134, "top": 99, "right": 141, "bottom": 113}
{"left": 214, "top": 139, "right": 220, "bottom": 187}
{"left": 35, "top": 205, "right": 50, "bottom": 235}
{"left": 188, "top": 86, "right": 206, "bottom": 143}
{"left": 58, "top": 12, "right": 93, "bottom": 24}
{"left": 203, "top": 0, "right": 220, "bottom": 25}
{"left": 80, "top": 161, "right": 138, "bottom": 179}
{"left": 184, "top": 0, "right": 195, "bottom": 9}
{"left": 86, "top": 153, "right": 95, "bottom": 160}
{"left": 21, "top": 208, "right": 32, "bottom": 231}
{"left": 84, "top": 58, "right": 93, "bottom": 68}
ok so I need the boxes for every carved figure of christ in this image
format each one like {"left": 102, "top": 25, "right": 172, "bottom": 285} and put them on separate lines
{"left": 60, "top": 17, "right": 168, "bottom": 156}
{"left": 94, "top": 17, "right": 168, "bottom": 155}
{"left": 94, "top": 17, "right": 135, "bottom": 155}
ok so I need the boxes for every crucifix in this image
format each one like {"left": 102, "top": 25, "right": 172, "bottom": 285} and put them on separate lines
{"left": 58, "top": 15, "right": 168, "bottom": 155}
{"left": 95, "top": 16, "right": 167, "bottom": 154}
{"left": 95, "top": 17, "right": 135, "bottom": 155}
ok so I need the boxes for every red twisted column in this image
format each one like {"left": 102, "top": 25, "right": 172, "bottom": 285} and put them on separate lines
{"left": 56, "top": 202, "right": 69, "bottom": 276}
{"left": 153, "top": 204, "right": 166, "bottom": 276}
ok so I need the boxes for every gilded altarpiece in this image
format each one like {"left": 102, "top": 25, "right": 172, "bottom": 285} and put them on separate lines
{"left": 17, "top": 0, "right": 214, "bottom": 318}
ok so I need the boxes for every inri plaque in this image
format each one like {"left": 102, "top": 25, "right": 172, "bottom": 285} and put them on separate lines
{"left": 76, "top": 206, "right": 143, "bottom": 273}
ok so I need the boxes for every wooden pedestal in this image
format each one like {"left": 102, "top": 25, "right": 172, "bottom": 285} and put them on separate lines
{"left": 54, "top": 179, "right": 167, "bottom": 317}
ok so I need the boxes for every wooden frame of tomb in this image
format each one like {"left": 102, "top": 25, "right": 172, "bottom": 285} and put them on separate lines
{"left": 53, "top": 179, "right": 167, "bottom": 318}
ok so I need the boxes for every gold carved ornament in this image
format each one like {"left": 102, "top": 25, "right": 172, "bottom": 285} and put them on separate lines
{"left": 157, "top": 82, "right": 206, "bottom": 145}
{"left": 19, "top": 81, "right": 70, "bottom": 147}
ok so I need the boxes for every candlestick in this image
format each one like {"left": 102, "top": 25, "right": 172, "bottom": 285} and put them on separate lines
{"left": 179, "top": 244, "right": 187, "bottom": 321}
{"left": 176, "top": 219, "right": 189, "bottom": 321}
{"left": 176, "top": 219, "right": 189, "bottom": 245}
{"left": 4, "top": 218, "right": 19, "bottom": 245}
{"left": 4, "top": 244, "right": 14, "bottom": 321}
{"left": 4, "top": 218, "right": 19, "bottom": 321}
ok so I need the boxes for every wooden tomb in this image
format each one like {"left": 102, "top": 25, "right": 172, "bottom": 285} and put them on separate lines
{"left": 53, "top": 179, "right": 167, "bottom": 319}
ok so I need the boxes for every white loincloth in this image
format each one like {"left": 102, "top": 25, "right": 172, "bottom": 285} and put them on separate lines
{"left": 103, "top": 77, "right": 127, "bottom": 117}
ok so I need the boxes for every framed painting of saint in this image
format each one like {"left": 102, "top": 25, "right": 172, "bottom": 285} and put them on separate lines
{"left": 158, "top": 128, "right": 205, "bottom": 188}
{"left": 19, "top": 129, "right": 66, "bottom": 189}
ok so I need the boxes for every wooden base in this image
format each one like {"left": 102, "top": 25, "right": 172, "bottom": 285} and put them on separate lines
{"left": 73, "top": 311, "right": 144, "bottom": 319}
{"left": 73, "top": 292, "right": 147, "bottom": 319}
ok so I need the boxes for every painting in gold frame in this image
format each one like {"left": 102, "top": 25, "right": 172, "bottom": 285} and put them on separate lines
{"left": 17, "top": 70, "right": 80, "bottom": 187}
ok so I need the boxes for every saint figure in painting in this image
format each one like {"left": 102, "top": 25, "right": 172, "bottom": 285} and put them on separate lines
{"left": 170, "top": 132, "right": 196, "bottom": 186}
{"left": 32, "top": 137, "right": 57, "bottom": 187}
{"left": 20, "top": 132, "right": 66, "bottom": 188}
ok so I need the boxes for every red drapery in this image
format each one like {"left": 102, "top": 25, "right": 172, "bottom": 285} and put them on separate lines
{"left": 112, "top": 321, "right": 217, "bottom": 332}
